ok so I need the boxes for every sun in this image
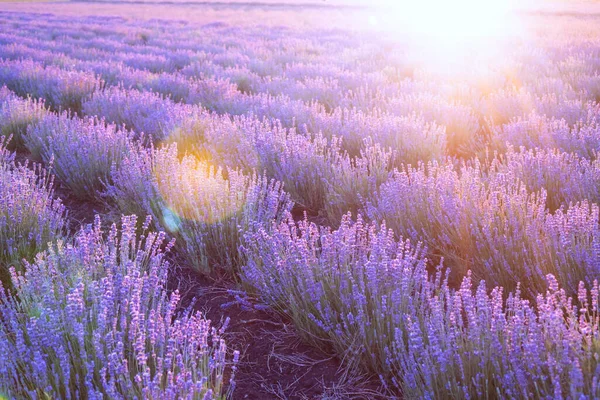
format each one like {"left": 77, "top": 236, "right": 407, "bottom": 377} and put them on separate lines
{"left": 366, "top": 0, "right": 523, "bottom": 77}
{"left": 383, "top": 0, "right": 517, "bottom": 40}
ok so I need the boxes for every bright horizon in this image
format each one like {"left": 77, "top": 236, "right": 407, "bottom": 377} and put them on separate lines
{"left": 382, "top": 0, "right": 517, "bottom": 38}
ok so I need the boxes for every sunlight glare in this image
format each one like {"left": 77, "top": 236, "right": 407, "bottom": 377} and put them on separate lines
{"left": 369, "top": 0, "right": 523, "bottom": 77}
{"left": 387, "top": 0, "right": 515, "bottom": 40}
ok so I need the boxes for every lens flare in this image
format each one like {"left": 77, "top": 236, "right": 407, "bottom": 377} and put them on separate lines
{"left": 150, "top": 143, "right": 250, "bottom": 238}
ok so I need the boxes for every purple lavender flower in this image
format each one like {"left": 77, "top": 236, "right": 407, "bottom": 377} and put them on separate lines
{"left": 0, "top": 215, "right": 236, "bottom": 399}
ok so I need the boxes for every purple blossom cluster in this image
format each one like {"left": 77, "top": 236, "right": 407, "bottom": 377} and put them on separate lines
{"left": 325, "top": 140, "right": 392, "bottom": 226}
{"left": 491, "top": 145, "right": 600, "bottom": 212}
{"left": 25, "top": 113, "right": 133, "bottom": 200}
{"left": 0, "top": 137, "right": 67, "bottom": 285}
{"left": 0, "top": 59, "right": 102, "bottom": 114}
{"left": 0, "top": 86, "right": 48, "bottom": 151}
{"left": 82, "top": 86, "right": 193, "bottom": 143}
{"left": 246, "top": 119, "right": 335, "bottom": 213}
{"left": 311, "top": 108, "right": 447, "bottom": 164}
{"left": 399, "top": 273, "right": 600, "bottom": 398}
{"left": 0, "top": 215, "right": 236, "bottom": 399}
{"left": 491, "top": 111, "right": 600, "bottom": 159}
{"left": 369, "top": 161, "right": 600, "bottom": 298}
{"left": 241, "top": 214, "right": 435, "bottom": 372}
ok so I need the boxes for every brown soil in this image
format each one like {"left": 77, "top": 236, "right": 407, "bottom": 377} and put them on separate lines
{"left": 54, "top": 184, "right": 109, "bottom": 233}
{"left": 169, "top": 267, "right": 385, "bottom": 399}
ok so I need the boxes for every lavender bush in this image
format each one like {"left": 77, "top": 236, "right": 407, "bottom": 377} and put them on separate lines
{"left": 241, "top": 213, "right": 438, "bottom": 375}
{"left": 82, "top": 86, "right": 191, "bottom": 144}
{"left": 25, "top": 113, "right": 133, "bottom": 201}
{"left": 490, "top": 112, "right": 600, "bottom": 160}
{"left": 491, "top": 146, "right": 600, "bottom": 211}
{"left": 250, "top": 121, "right": 335, "bottom": 214}
{"left": 106, "top": 143, "right": 293, "bottom": 275}
{"left": 369, "top": 162, "right": 600, "bottom": 297}
{"left": 324, "top": 140, "right": 392, "bottom": 227}
{"left": 398, "top": 274, "right": 600, "bottom": 399}
{"left": 0, "top": 139, "right": 67, "bottom": 285}
{"left": 0, "top": 59, "right": 102, "bottom": 114}
{"left": 0, "top": 215, "right": 237, "bottom": 399}
{"left": 0, "top": 88, "right": 48, "bottom": 151}
{"left": 299, "top": 107, "right": 446, "bottom": 164}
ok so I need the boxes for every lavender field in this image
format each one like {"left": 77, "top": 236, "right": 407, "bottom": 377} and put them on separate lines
{"left": 0, "top": 0, "right": 600, "bottom": 398}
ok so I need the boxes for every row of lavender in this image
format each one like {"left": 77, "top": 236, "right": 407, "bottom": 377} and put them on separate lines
{"left": 2, "top": 12, "right": 600, "bottom": 156}
{"left": 0, "top": 10, "right": 599, "bottom": 398}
